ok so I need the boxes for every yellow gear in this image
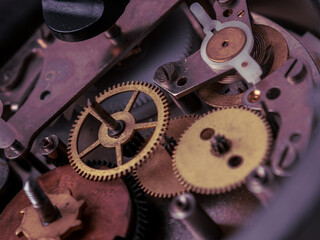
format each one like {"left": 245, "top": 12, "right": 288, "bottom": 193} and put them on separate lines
{"left": 172, "top": 107, "right": 272, "bottom": 194}
{"left": 68, "top": 81, "right": 169, "bottom": 181}
{"left": 134, "top": 116, "right": 199, "bottom": 198}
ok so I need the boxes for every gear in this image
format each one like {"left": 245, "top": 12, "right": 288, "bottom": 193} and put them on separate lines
{"left": 68, "top": 81, "right": 169, "bottom": 181}
{"left": 172, "top": 107, "right": 272, "bottom": 195}
{"left": 0, "top": 165, "right": 134, "bottom": 240}
{"left": 86, "top": 160, "right": 148, "bottom": 240}
{"left": 16, "top": 190, "right": 86, "bottom": 240}
{"left": 134, "top": 116, "right": 199, "bottom": 198}
{"left": 197, "top": 24, "right": 288, "bottom": 107}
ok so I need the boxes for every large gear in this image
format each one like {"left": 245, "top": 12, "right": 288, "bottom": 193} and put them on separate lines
{"left": 85, "top": 160, "right": 148, "bottom": 240}
{"left": 134, "top": 116, "right": 199, "bottom": 198}
{"left": 172, "top": 107, "right": 272, "bottom": 195}
{"left": 68, "top": 82, "right": 169, "bottom": 181}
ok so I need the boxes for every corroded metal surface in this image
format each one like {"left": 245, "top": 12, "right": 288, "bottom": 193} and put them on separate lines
{"left": 0, "top": 165, "right": 133, "bottom": 239}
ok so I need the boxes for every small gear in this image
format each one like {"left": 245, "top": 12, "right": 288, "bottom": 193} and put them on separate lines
{"left": 0, "top": 165, "right": 134, "bottom": 240}
{"left": 68, "top": 81, "right": 169, "bottom": 181}
{"left": 134, "top": 116, "right": 199, "bottom": 198}
{"left": 172, "top": 107, "right": 272, "bottom": 195}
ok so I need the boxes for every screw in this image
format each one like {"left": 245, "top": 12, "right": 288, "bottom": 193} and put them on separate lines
{"left": 87, "top": 98, "right": 125, "bottom": 137}
{"left": 154, "top": 63, "right": 177, "bottom": 83}
{"left": 39, "top": 135, "right": 69, "bottom": 166}
{"left": 24, "top": 178, "right": 60, "bottom": 225}
{"left": 210, "top": 134, "right": 231, "bottom": 156}
{"left": 39, "top": 136, "right": 55, "bottom": 152}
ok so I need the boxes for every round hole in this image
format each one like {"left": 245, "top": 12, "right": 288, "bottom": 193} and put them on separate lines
{"left": 223, "top": 9, "right": 233, "bottom": 17}
{"left": 266, "top": 88, "right": 281, "bottom": 100}
{"left": 238, "top": 10, "right": 245, "bottom": 17}
{"left": 222, "top": 41, "right": 229, "bottom": 47}
{"left": 241, "top": 62, "right": 248, "bottom": 67}
{"left": 177, "top": 78, "right": 187, "bottom": 86}
{"left": 200, "top": 128, "right": 215, "bottom": 140}
{"left": 40, "top": 138, "right": 51, "bottom": 148}
{"left": 290, "top": 133, "right": 301, "bottom": 143}
{"left": 228, "top": 156, "right": 243, "bottom": 168}
{"left": 247, "top": 90, "right": 261, "bottom": 103}
{"left": 40, "top": 90, "right": 51, "bottom": 100}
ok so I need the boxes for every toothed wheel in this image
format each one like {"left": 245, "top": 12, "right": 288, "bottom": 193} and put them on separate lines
{"left": 68, "top": 82, "right": 169, "bottom": 181}
{"left": 86, "top": 160, "right": 149, "bottom": 240}
{"left": 172, "top": 107, "right": 272, "bottom": 195}
{"left": 134, "top": 116, "right": 199, "bottom": 198}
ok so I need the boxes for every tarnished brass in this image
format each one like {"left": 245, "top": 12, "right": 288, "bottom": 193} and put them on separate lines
{"left": 135, "top": 116, "right": 198, "bottom": 198}
{"left": 16, "top": 190, "right": 85, "bottom": 240}
{"left": 206, "top": 27, "right": 247, "bottom": 63}
{"left": 172, "top": 107, "right": 272, "bottom": 195}
{"left": 68, "top": 82, "right": 169, "bottom": 181}
{"left": 198, "top": 24, "right": 289, "bottom": 107}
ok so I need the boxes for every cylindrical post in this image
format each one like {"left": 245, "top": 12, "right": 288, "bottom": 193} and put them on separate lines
{"left": 170, "top": 193, "right": 222, "bottom": 240}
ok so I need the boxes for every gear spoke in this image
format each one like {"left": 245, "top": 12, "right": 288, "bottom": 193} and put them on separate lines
{"left": 115, "top": 144, "right": 123, "bottom": 166}
{"left": 124, "top": 90, "right": 140, "bottom": 112}
{"left": 135, "top": 121, "right": 157, "bottom": 130}
{"left": 68, "top": 82, "right": 169, "bottom": 181}
{"left": 79, "top": 140, "right": 101, "bottom": 158}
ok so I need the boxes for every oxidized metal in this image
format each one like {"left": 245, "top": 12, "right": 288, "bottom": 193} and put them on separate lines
{"left": 16, "top": 190, "right": 85, "bottom": 240}
{"left": 2, "top": 0, "right": 181, "bottom": 160}
{"left": 0, "top": 165, "right": 133, "bottom": 240}
{"left": 243, "top": 58, "right": 314, "bottom": 176}
{"left": 197, "top": 24, "right": 288, "bottom": 107}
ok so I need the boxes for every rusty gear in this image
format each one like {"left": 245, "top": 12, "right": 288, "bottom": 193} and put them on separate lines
{"left": 16, "top": 190, "right": 85, "bottom": 240}
{"left": 85, "top": 160, "right": 148, "bottom": 240}
{"left": 172, "top": 107, "right": 272, "bottom": 195}
{"left": 0, "top": 165, "right": 133, "bottom": 240}
{"left": 134, "top": 116, "right": 199, "bottom": 198}
{"left": 68, "top": 81, "right": 169, "bottom": 181}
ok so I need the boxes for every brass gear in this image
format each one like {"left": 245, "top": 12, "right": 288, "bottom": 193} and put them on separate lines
{"left": 134, "top": 116, "right": 199, "bottom": 198}
{"left": 68, "top": 81, "right": 169, "bottom": 181}
{"left": 172, "top": 107, "right": 272, "bottom": 195}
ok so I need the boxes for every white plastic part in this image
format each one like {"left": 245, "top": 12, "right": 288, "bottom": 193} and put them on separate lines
{"left": 190, "top": 3, "right": 262, "bottom": 85}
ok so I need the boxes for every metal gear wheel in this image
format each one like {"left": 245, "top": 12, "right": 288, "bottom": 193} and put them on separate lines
{"left": 0, "top": 165, "right": 134, "bottom": 240}
{"left": 134, "top": 116, "right": 199, "bottom": 198}
{"left": 172, "top": 107, "right": 272, "bottom": 195}
{"left": 85, "top": 160, "right": 149, "bottom": 240}
{"left": 68, "top": 81, "right": 169, "bottom": 181}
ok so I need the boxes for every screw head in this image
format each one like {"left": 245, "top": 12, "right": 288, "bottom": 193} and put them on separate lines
{"left": 154, "top": 63, "right": 177, "bottom": 83}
